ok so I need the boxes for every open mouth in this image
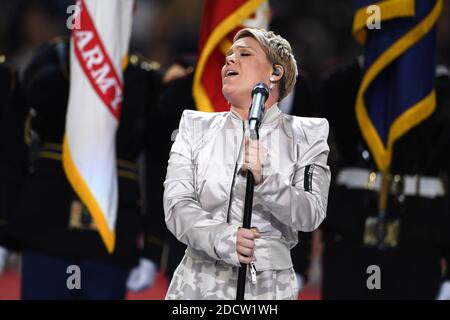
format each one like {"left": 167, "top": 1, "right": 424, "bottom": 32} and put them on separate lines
{"left": 225, "top": 70, "right": 239, "bottom": 78}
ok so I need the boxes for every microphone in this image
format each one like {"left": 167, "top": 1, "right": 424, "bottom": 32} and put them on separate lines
{"left": 248, "top": 83, "right": 269, "bottom": 140}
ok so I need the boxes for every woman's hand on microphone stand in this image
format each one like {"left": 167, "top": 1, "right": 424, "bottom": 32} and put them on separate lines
{"left": 236, "top": 227, "right": 261, "bottom": 264}
{"left": 241, "top": 138, "right": 268, "bottom": 185}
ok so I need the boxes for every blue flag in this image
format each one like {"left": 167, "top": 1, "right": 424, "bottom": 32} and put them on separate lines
{"left": 353, "top": 0, "right": 442, "bottom": 172}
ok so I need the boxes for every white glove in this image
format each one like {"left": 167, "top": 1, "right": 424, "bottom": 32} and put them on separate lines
{"left": 436, "top": 281, "right": 450, "bottom": 300}
{"left": 0, "top": 246, "right": 8, "bottom": 274}
{"left": 296, "top": 272, "right": 304, "bottom": 293}
{"left": 126, "top": 258, "right": 158, "bottom": 292}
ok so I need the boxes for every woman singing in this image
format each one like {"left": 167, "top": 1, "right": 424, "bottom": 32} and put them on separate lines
{"left": 164, "top": 28, "right": 330, "bottom": 300}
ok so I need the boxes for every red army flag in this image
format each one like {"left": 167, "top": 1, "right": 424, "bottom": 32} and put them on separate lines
{"left": 63, "top": 0, "right": 134, "bottom": 253}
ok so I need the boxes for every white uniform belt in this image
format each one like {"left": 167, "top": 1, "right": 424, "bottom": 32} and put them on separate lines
{"left": 336, "top": 167, "right": 445, "bottom": 199}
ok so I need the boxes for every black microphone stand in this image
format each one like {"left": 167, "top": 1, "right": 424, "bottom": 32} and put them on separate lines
{"left": 236, "top": 130, "right": 258, "bottom": 301}
{"left": 235, "top": 83, "right": 268, "bottom": 300}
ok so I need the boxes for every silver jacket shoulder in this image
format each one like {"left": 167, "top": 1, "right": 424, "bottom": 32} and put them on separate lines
{"left": 282, "top": 113, "right": 330, "bottom": 145}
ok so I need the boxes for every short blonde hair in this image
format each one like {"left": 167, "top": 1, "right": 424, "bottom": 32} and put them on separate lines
{"left": 233, "top": 28, "right": 298, "bottom": 101}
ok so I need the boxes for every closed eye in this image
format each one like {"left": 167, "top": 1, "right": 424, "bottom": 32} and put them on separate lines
{"left": 241, "top": 52, "right": 251, "bottom": 56}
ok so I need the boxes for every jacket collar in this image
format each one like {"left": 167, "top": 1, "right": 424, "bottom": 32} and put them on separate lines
{"left": 229, "top": 103, "right": 282, "bottom": 127}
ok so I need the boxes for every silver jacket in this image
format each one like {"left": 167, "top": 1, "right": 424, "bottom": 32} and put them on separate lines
{"left": 164, "top": 104, "right": 331, "bottom": 271}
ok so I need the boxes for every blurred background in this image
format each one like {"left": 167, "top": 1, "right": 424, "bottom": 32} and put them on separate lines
{"left": 0, "top": 0, "right": 449, "bottom": 300}
{"left": 0, "top": 0, "right": 448, "bottom": 84}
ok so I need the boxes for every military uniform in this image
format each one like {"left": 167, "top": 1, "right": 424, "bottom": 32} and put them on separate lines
{"left": 0, "top": 55, "right": 28, "bottom": 252}
{"left": 319, "top": 59, "right": 450, "bottom": 299}
{"left": 143, "top": 71, "right": 193, "bottom": 280}
{"left": 8, "top": 39, "right": 163, "bottom": 299}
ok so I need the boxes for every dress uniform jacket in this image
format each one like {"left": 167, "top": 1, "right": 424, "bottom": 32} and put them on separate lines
{"left": 164, "top": 105, "right": 331, "bottom": 299}
{"left": 0, "top": 58, "right": 28, "bottom": 250}
{"left": 9, "top": 40, "right": 162, "bottom": 269}
{"left": 143, "top": 72, "right": 194, "bottom": 278}
{"left": 319, "top": 59, "right": 450, "bottom": 299}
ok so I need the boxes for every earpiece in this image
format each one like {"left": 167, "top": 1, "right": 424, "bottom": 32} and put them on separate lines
{"left": 272, "top": 67, "right": 281, "bottom": 76}
{"left": 272, "top": 64, "right": 282, "bottom": 77}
